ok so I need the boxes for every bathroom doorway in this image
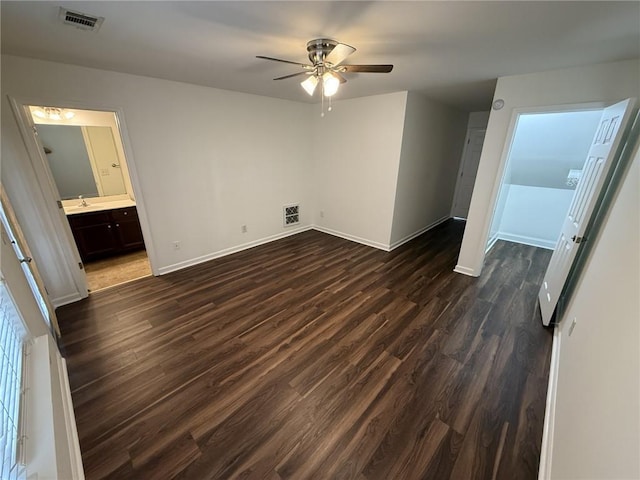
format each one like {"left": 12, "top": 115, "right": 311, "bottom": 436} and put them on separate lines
{"left": 29, "top": 106, "right": 152, "bottom": 292}
{"left": 487, "top": 107, "right": 604, "bottom": 251}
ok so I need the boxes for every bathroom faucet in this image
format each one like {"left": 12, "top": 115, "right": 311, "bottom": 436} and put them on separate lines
{"left": 78, "top": 195, "right": 88, "bottom": 207}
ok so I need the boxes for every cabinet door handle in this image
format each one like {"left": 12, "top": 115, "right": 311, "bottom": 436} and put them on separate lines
{"left": 116, "top": 223, "right": 120, "bottom": 227}
{"left": 107, "top": 225, "right": 112, "bottom": 229}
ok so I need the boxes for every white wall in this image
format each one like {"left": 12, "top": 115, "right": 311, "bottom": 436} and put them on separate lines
{"left": 1, "top": 55, "right": 314, "bottom": 303}
{"left": 493, "top": 185, "right": 575, "bottom": 249}
{"left": 456, "top": 58, "right": 640, "bottom": 276}
{"left": 312, "top": 92, "right": 408, "bottom": 249}
{"left": 390, "top": 92, "right": 467, "bottom": 247}
{"left": 546, "top": 146, "right": 639, "bottom": 479}
{"left": 507, "top": 111, "right": 602, "bottom": 189}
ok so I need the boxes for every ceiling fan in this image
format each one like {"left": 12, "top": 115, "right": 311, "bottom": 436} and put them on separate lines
{"left": 257, "top": 38, "right": 393, "bottom": 98}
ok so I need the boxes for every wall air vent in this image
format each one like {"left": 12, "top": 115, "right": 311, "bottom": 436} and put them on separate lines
{"left": 59, "top": 7, "right": 104, "bottom": 31}
{"left": 283, "top": 204, "right": 300, "bottom": 227}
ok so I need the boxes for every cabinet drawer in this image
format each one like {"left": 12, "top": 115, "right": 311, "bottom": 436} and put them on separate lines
{"left": 68, "top": 211, "right": 111, "bottom": 228}
{"left": 111, "top": 207, "right": 138, "bottom": 221}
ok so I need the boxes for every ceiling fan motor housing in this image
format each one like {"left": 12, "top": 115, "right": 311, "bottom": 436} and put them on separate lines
{"left": 307, "top": 38, "right": 338, "bottom": 66}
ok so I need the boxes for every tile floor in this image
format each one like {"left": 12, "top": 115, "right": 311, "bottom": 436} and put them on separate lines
{"left": 84, "top": 250, "right": 152, "bottom": 292}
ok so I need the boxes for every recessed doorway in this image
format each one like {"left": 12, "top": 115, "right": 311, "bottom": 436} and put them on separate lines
{"left": 29, "top": 106, "right": 152, "bottom": 292}
{"left": 487, "top": 108, "right": 603, "bottom": 251}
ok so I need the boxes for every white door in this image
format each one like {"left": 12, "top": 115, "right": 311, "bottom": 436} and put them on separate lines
{"left": 539, "top": 98, "right": 636, "bottom": 325}
{"left": 452, "top": 129, "right": 486, "bottom": 218}
{"left": 83, "top": 126, "right": 127, "bottom": 197}
{"left": 1, "top": 186, "right": 61, "bottom": 336}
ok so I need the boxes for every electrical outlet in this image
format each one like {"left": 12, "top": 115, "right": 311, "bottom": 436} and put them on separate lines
{"left": 241, "top": 225, "right": 247, "bottom": 233}
{"left": 172, "top": 241, "right": 180, "bottom": 250}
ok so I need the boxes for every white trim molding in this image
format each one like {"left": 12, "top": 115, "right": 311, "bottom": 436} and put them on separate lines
{"left": 539, "top": 326, "right": 561, "bottom": 480}
{"left": 389, "top": 216, "right": 450, "bottom": 251}
{"left": 312, "top": 226, "right": 391, "bottom": 251}
{"left": 495, "top": 232, "right": 556, "bottom": 250}
{"left": 157, "top": 226, "right": 313, "bottom": 275}
{"left": 57, "top": 354, "right": 85, "bottom": 479}
{"left": 52, "top": 292, "right": 84, "bottom": 308}
{"left": 453, "top": 264, "right": 477, "bottom": 277}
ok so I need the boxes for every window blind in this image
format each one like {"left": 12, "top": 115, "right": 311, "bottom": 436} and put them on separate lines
{"left": 0, "top": 282, "right": 27, "bottom": 480}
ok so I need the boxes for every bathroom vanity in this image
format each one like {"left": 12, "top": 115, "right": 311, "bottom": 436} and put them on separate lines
{"left": 67, "top": 206, "right": 144, "bottom": 262}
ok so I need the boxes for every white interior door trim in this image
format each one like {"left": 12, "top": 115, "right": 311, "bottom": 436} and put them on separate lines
{"left": 7, "top": 95, "right": 159, "bottom": 301}
{"left": 455, "top": 101, "right": 608, "bottom": 277}
{"left": 7, "top": 96, "right": 88, "bottom": 301}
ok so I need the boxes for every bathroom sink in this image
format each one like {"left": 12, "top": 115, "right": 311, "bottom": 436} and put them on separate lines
{"left": 64, "top": 199, "right": 136, "bottom": 215}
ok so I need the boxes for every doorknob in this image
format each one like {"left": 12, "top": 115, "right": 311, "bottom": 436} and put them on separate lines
{"left": 571, "top": 235, "right": 585, "bottom": 244}
{"left": 112, "top": 163, "right": 121, "bottom": 168}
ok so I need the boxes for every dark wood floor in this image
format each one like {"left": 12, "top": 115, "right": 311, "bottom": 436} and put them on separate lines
{"left": 57, "top": 220, "right": 553, "bottom": 480}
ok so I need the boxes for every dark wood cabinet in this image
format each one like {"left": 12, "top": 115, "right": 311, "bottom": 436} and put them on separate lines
{"left": 68, "top": 207, "right": 144, "bottom": 262}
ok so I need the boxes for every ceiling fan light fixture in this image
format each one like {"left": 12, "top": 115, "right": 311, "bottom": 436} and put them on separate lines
{"left": 322, "top": 71, "right": 340, "bottom": 97}
{"left": 301, "top": 75, "right": 319, "bottom": 96}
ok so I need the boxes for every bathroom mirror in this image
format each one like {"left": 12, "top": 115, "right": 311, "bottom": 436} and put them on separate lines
{"left": 36, "top": 124, "right": 127, "bottom": 200}
{"left": 29, "top": 106, "right": 134, "bottom": 204}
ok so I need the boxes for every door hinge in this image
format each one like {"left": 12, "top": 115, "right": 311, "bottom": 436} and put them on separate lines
{"left": 32, "top": 126, "right": 38, "bottom": 135}
{"left": 56, "top": 200, "right": 63, "bottom": 209}
{"left": 78, "top": 262, "right": 84, "bottom": 270}
{"left": 571, "top": 235, "right": 585, "bottom": 244}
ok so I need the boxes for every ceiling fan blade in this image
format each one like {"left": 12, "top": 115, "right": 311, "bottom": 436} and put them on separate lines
{"left": 325, "top": 43, "right": 356, "bottom": 67}
{"left": 256, "top": 55, "right": 311, "bottom": 68}
{"left": 273, "top": 71, "right": 311, "bottom": 81}
{"left": 334, "top": 72, "right": 347, "bottom": 84}
{"left": 341, "top": 64, "right": 394, "bottom": 73}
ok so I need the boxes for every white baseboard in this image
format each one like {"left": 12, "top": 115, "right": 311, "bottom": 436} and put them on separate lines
{"left": 453, "top": 264, "right": 477, "bottom": 277}
{"left": 57, "top": 355, "right": 85, "bottom": 480}
{"left": 539, "top": 327, "right": 561, "bottom": 480}
{"left": 312, "top": 226, "right": 391, "bottom": 251}
{"left": 486, "top": 234, "right": 499, "bottom": 253}
{"left": 496, "top": 232, "right": 556, "bottom": 250}
{"left": 157, "top": 220, "right": 459, "bottom": 278}
{"left": 388, "top": 216, "right": 450, "bottom": 251}
{"left": 51, "top": 292, "right": 84, "bottom": 308}
{"left": 157, "top": 225, "right": 313, "bottom": 275}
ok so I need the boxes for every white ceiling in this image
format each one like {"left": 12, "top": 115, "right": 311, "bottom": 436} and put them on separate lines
{"left": 2, "top": 1, "right": 639, "bottom": 111}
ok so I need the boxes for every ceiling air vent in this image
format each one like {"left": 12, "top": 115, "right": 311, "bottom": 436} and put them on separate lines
{"left": 59, "top": 7, "right": 104, "bottom": 32}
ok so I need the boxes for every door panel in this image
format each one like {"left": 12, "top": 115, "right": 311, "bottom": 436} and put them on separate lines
{"left": 539, "top": 98, "right": 636, "bottom": 325}
{"left": 453, "top": 129, "right": 486, "bottom": 218}
{"left": 0, "top": 187, "right": 60, "bottom": 336}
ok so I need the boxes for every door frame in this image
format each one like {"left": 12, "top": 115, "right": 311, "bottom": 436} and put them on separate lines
{"left": 7, "top": 95, "right": 158, "bottom": 305}
{"left": 479, "top": 101, "right": 608, "bottom": 257}
{"left": 485, "top": 104, "right": 606, "bottom": 253}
